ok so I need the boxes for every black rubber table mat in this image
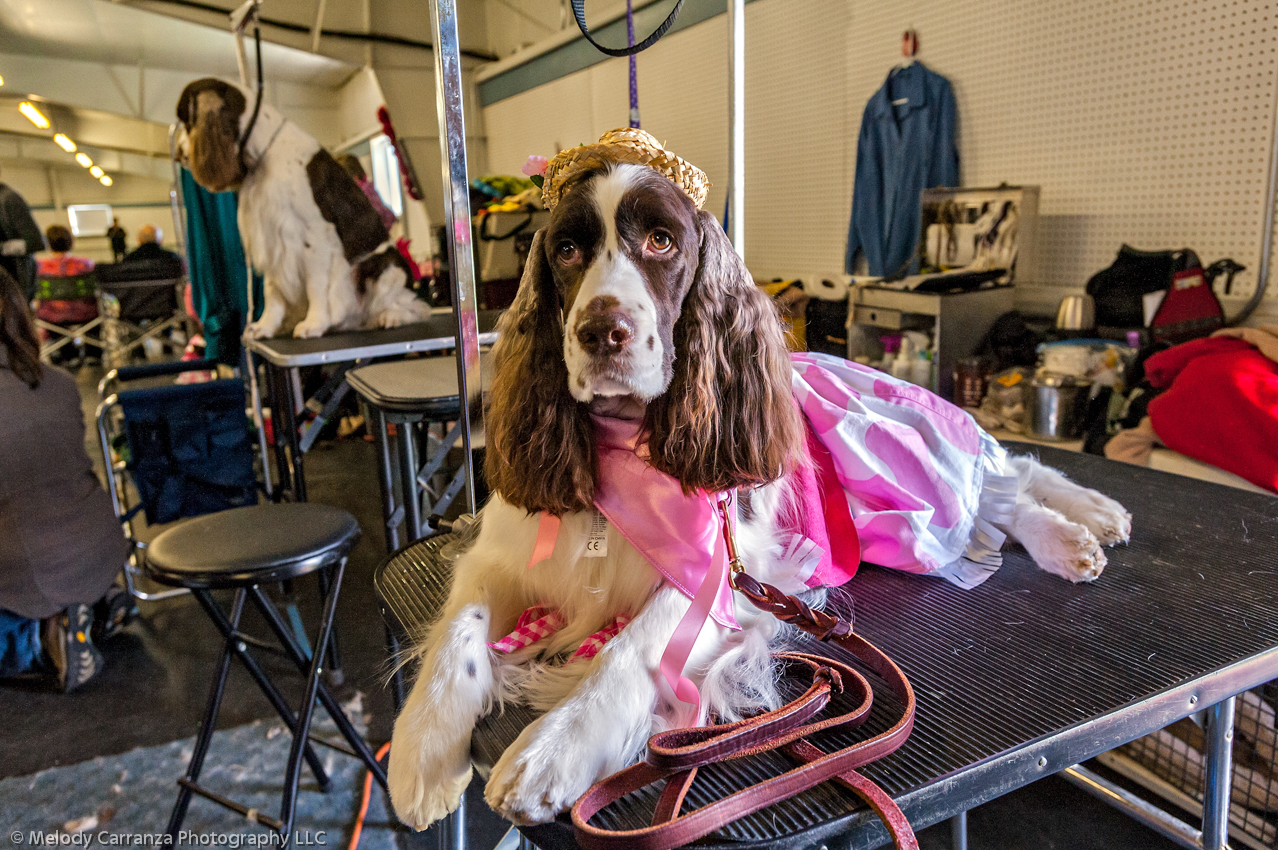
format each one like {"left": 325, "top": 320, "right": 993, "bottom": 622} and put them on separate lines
{"left": 376, "top": 444, "right": 1278, "bottom": 850}
{"left": 247, "top": 310, "right": 501, "bottom": 366}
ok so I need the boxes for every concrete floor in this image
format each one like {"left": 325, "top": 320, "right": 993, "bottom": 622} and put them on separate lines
{"left": 0, "top": 362, "right": 1186, "bottom": 850}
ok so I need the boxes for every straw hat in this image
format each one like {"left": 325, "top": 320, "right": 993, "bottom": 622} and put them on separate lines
{"left": 541, "top": 128, "right": 710, "bottom": 211}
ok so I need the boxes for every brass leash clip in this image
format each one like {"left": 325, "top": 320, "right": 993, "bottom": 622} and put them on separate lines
{"left": 717, "top": 495, "right": 745, "bottom": 576}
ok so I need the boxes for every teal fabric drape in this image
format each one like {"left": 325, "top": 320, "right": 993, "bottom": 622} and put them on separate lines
{"left": 179, "top": 167, "right": 262, "bottom": 363}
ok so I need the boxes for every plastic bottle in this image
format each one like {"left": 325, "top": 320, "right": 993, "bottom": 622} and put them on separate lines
{"left": 911, "top": 351, "right": 933, "bottom": 388}
{"left": 891, "top": 338, "right": 914, "bottom": 381}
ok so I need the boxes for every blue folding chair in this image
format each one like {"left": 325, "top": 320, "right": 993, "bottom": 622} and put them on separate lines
{"left": 96, "top": 359, "right": 257, "bottom": 600}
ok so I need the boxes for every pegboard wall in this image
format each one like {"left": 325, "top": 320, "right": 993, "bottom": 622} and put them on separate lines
{"left": 483, "top": 0, "right": 1278, "bottom": 318}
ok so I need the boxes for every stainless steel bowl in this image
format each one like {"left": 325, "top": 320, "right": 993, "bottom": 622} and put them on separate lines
{"left": 1030, "top": 372, "right": 1092, "bottom": 440}
{"left": 1055, "top": 294, "right": 1096, "bottom": 331}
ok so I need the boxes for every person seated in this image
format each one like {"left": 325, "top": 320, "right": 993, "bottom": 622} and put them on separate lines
{"left": 118, "top": 224, "right": 184, "bottom": 280}
{"left": 0, "top": 267, "right": 132, "bottom": 691}
{"left": 36, "top": 224, "right": 94, "bottom": 278}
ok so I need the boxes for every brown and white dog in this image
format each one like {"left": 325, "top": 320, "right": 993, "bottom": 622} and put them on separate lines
{"left": 387, "top": 162, "right": 1132, "bottom": 828}
{"left": 174, "top": 78, "right": 429, "bottom": 338}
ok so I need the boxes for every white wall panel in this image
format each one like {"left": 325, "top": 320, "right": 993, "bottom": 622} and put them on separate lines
{"left": 482, "top": 0, "right": 1278, "bottom": 316}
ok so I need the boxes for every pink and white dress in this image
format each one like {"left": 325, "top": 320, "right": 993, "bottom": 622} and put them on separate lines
{"left": 787, "top": 352, "right": 1016, "bottom": 590}
{"left": 499, "top": 352, "right": 1016, "bottom": 707}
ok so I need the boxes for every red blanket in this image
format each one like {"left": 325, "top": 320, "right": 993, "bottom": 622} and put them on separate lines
{"left": 1147, "top": 337, "right": 1278, "bottom": 492}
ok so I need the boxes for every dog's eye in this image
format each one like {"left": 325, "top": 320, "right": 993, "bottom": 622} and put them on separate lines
{"left": 555, "top": 241, "right": 580, "bottom": 264}
{"left": 647, "top": 231, "right": 674, "bottom": 254}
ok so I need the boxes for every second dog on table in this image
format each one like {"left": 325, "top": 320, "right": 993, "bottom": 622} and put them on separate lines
{"left": 173, "top": 78, "right": 430, "bottom": 339}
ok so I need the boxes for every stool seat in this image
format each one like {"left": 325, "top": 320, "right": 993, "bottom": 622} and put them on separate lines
{"left": 347, "top": 352, "right": 492, "bottom": 417}
{"left": 145, "top": 503, "right": 360, "bottom": 589}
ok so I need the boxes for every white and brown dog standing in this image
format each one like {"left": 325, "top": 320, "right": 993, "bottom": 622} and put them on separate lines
{"left": 388, "top": 133, "right": 1132, "bottom": 829}
{"left": 175, "top": 78, "right": 429, "bottom": 338}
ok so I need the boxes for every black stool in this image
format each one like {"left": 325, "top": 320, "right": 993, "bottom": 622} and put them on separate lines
{"left": 146, "top": 503, "right": 389, "bottom": 841}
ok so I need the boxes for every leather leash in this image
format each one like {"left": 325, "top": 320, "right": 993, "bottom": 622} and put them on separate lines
{"left": 570, "top": 499, "right": 919, "bottom": 850}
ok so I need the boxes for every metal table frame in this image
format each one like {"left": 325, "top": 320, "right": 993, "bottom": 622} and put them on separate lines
{"left": 243, "top": 312, "right": 497, "bottom": 502}
{"left": 347, "top": 355, "right": 492, "bottom": 553}
{"left": 376, "top": 444, "right": 1278, "bottom": 850}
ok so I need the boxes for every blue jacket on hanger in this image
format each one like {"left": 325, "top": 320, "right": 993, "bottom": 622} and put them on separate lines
{"left": 845, "top": 61, "right": 959, "bottom": 278}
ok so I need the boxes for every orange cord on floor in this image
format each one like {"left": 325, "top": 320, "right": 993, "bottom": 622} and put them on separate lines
{"left": 349, "top": 741, "right": 392, "bottom": 850}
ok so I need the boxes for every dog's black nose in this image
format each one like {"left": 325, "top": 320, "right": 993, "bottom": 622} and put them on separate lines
{"left": 576, "top": 312, "right": 635, "bottom": 356}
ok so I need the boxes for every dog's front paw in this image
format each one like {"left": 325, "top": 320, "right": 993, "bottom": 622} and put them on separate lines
{"left": 244, "top": 320, "right": 276, "bottom": 339}
{"left": 1070, "top": 492, "right": 1132, "bottom": 546}
{"left": 292, "top": 318, "right": 329, "bottom": 338}
{"left": 387, "top": 738, "right": 471, "bottom": 831}
{"left": 1028, "top": 519, "right": 1108, "bottom": 583}
{"left": 485, "top": 719, "right": 599, "bottom": 825}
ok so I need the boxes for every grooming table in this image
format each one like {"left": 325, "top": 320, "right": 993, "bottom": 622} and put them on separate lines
{"left": 374, "top": 444, "right": 1278, "bottom": 850}
{"left": 348, "top": 353, "right": 494, "bottom": 550}
{"left": 244, "top": 309, "right": 500, "bottom": 500}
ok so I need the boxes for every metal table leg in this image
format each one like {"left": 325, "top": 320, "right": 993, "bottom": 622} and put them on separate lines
{"left": 263, "top": 363, "right": 292, "bottom": 501}
{"left": 371, "top": 406, "right": 401, "bottom": 551}
{"left": 950, "top": 810, "right": 967, "bottom": 850}
{"left": 285, "top": 366, "right": 308, "bottom": 501}
{"left": 397, "top": 418, "right": 423, "bottom": 543}
{"left": 439, "top": 796, "right": 467, "bottom": 850}
{"left": 1202, "top": 696, "right": 1236, "bottom": 850}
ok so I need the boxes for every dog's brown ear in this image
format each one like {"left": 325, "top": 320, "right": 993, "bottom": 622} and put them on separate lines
{"left": 179, "top": 80, "right": 247, "bottom": 192}
{"left": 644, "top": 210, "right": 804, "bottom": 493}
{"left": 484, "top": 229, "right": 594, "bottom": 515}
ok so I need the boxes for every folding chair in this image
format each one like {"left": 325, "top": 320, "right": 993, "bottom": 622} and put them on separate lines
{"left": 96, "top": 359, "right": 258, "bottom": 602}
{"left": 97, "top": 359, "right": 346, "bottom": 682}
{"left": 33, "top": 272, "right": 104, "bottom": 363}
{"left": 96, "top": 263, "right": 189, "bottom": 369}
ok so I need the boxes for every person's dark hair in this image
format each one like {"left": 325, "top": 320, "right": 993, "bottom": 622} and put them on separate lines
{"left": 335, "top": 153, "right": 367, "bottom": 182}
{"left": 46, "top": 224, "right": 73, "bottom": 253}
{"left": 0, "top": 266, "right": 42, "bottom": 388}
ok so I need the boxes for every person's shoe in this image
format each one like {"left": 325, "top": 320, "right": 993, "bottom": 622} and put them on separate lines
{"left": 93, "top": 582, "right": 138, "bottom": 643}
{"left": 42, "top": 604, "right": 103, "bottom": 692}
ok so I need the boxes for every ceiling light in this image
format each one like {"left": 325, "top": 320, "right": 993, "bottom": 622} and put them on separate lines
{"left": 75, "top": 153, "right": 92, "bottom": 168}
{"left": 53, "top": 133, "right": 75, "bottom": 153}
{"left": 99, "top": 175, "right": 113, "bottom": 187}
{"left": 90, "top": 165, "right": 103, "bottom": 178}
{"left": 19, "top": 101, "right": 49, "bottom": 129}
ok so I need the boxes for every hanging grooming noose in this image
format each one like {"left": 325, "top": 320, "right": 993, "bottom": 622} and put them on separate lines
{"left": 238, "top": 21, "right": 265, "bottom": 159}
{"left": 570, "top": 0, "right": 684, "bottom": 57}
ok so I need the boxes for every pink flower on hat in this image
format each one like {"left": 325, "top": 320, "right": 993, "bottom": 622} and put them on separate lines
{"left": 522, "top": 154, "right": 548, "bottom": 177}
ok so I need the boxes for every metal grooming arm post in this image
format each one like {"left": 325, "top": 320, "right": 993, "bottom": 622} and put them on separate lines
{"left": 727, "top": 0, "right": 744, "bottom": 257}
{"left": 430, "top": 0, "right": 482, "bottom": 519}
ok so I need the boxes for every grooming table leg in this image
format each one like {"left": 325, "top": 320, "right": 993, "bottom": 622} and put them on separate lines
{"left": 397, "top": 419, "right": 423, "bottom": 542}
{"left": 950, "top": 810, "right": 967, "bottom": 850}
{"left": 285, "top": 367, "right": 308, "bottom": 500}
{"left": 1202, "top": 695, "right": 1236, "bottom": 850}
{"left": 440, "top": 797, "right": 467, "bottom": 850}
{"left": 371, "top": 406, "right": 401, "bottom": 551}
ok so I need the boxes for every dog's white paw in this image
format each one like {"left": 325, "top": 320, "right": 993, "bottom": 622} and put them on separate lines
{"left": 1027, "top": 519, "right": 1108, "bottom": 583}
{"left": 292, "top": 318, "right": 329, "bottom": 338}
{"left": 485, "top": 718, "right": 599, "bottom": 825}
{"left": 387, "top": 736, "right": 471, "bottom": 831}
{"left": 244, "top": 320, "right": 276, "bottom": 339}
{"left": 1066, "top": 491, "right": 1132, "bottom": 546}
